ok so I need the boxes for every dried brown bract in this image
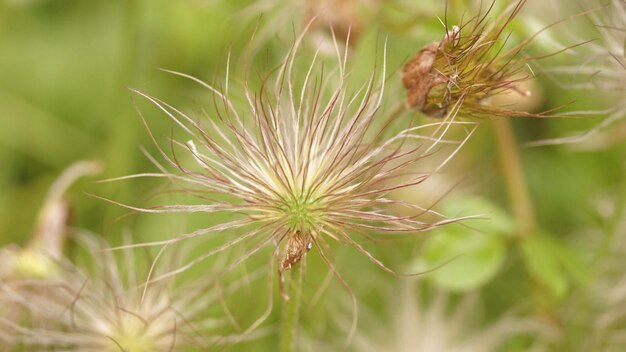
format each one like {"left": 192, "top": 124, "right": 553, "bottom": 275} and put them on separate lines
{"left": 280, "top": 230, "right": 314, "bottom": 273}
{"left": 402, "top": 33, "right": 456, "bottom": 116}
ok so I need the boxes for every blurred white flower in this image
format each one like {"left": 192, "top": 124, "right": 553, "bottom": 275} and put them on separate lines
{"left": 529, "top": 0, "right": 626, "bottom": 148}
{"left": 0, "top": 160, "right": 102, "bottom": 350}
{"left": 349, "top": 280, "right": 547, "bottom": 352}
{"left": 1, "top": 231, "right": 266, "bottom": 351}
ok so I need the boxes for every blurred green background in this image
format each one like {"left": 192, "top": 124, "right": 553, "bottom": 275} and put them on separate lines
{"left": 0, "top": 0, "right": 238, "bottom": 242}
{"left": 1, "top": 0, "right": 625, "bottom": 351}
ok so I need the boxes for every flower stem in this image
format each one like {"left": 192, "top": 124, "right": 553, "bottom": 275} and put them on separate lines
{"left": 493, "top": 119, "right": 537, "bottom": 238}
{"left": 280, "top": 265, "right": 304, "bottom": 352}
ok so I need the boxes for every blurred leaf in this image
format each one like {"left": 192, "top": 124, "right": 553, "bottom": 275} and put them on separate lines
{"left": 0, "top": 91, "right": 95, "bottom": 167}
{"left": 422, "top": 225, "right": 506, "bottom": 291}
{"left": 520, "top": 233, "right": 589, "bottom": 299}
{"left": 419, "top": 196, "right": 513, "bottom": 291}
{"left": 442, "top": 196, "right": 516, "bottom": 237}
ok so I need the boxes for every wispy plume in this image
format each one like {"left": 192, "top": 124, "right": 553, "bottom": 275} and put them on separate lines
{"left": 1, "top": 232, "right": 264, "bottom": 351}
{"left": 106, "top": 28, "right": 474, "bottom": 308}
{"left": 528, "top": 0, "right": 626, "bottom": 147}
{"left": 347, "top": 280, "right": 548, "bottom": 352}
{"left": 0, "top": 160, "right": 101, "bottom": 350}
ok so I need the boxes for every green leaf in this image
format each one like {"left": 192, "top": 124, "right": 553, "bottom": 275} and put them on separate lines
{"left": 442, "top": 196, "right": 516, "bottom": 237}
{"left": 422, "top": 226, "right": 506, "bottom": 291}
{"left": 520, "top": 233, "right": 588, "bottom": 299}
{"left": 418, "top": 197, "right": 514, "bottom": 292}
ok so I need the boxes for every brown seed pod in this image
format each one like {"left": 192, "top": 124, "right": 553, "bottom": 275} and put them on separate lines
{"left": 402, "top": 0, "right": 561, "bottom": 119}
{"left": 402, "top": 28, "right": 459, "bottom": 116}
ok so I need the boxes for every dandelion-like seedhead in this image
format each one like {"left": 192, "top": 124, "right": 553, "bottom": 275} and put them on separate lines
{"left": 531, "top": 0, "right": 626, "bottom": 147}
{"left": 1, "top": 232, "right": 254, "bottom": 351}
{"left": 346, "top": 280, "right": 547, "bottom": 352}
{"left": 555, "top": 0, "right": 625, "bottom": 98}
{"left": 0, "top": 161, "right": 102, "bottom": 350}
{"left": 0, "top": 244, "right": 67, "bottom": 351}
{"left": 402, "top": 0, "right": 552, "bottom": 119}
{"left": 114, "top": 29, "right": 473, "bottom": 303}
{"left": 593, "top": 0, "right": 626, "bottom": 96}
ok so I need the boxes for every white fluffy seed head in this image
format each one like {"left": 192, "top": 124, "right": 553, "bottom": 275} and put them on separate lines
{"left": 0, "top": 231, "right": 261, "bottom": 351}
{"left": 110, "top": 29, "right": 475, "bottom": 309}
{"left": 340, "top": 280, "right": 550, "bottom": 352}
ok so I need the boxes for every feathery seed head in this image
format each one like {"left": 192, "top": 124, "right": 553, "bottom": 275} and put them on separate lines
{"left": 0, "top": 161, "right": 102, "bottom": 350}
{"left": 119, "top": 30, "right": 473, "bottom": 302}
{"left": 526, "top": 0, "right": 626, "bottom": 147}
{"left": 348, "top": 280, "right": 549, "bottom": 352}
{"left": 1, "top": 233, "right": 253, "bottom": 351}
{"left": 594, "top": 0, "right": 626, "bottom": 94}
{"left": 584, "top": 0, "right": 626, "bottom": 115}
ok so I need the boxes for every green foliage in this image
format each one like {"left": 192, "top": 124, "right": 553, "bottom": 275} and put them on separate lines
{"left": 0, "top": 0, "right": 624, "bottom": 351}
{"left": 420, "top": 197, "right": 513, "bottom": 291}
{"left": 520, "top": 232, "right": 589, "bottom": 300}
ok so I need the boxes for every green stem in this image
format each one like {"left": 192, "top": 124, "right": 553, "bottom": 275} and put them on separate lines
{"left": 105, "top": 0, "right": 141, "bottom": 185}
{"left": 280, "top": 265, "right": 304, "bottom": 352}
{"left": 494, "top": 119, "right": 557, "bottom": 318}
{"left": 493, "top": 119, "right": 537, "bottom": 238}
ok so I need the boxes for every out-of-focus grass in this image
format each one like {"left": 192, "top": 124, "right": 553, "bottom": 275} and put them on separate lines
{"left": 0, "top": 0, "right": 237, "bottom": 244}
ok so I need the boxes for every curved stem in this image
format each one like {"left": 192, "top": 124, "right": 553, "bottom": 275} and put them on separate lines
{"left": 280, "top": 264, "right": 304, "bottom": 352}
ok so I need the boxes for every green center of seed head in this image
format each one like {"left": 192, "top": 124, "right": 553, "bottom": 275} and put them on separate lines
{"left": 107, "top": 320, "right": 157, "bottom": 352}
{"left": 283, "top": 194, "right": 319, "bottom": 232}
{"left": 12, "top": 249, "right": 58, "bottom": 279}
{"left": 111, "top": 335, "right": 150, "bottom": 352}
